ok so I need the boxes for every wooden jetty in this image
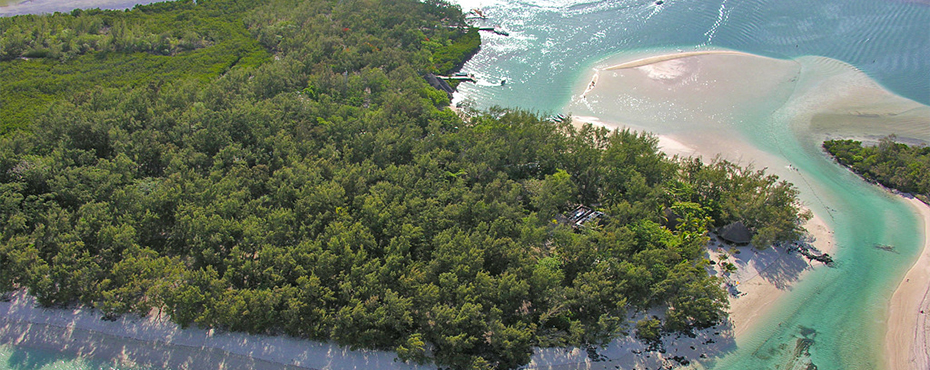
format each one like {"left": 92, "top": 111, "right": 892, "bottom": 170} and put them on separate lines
{"left": 478, "top": 27, "right": 509, "bottom": 36}
{"left": 436, "top": 73, "right": 478, "bottom": 83}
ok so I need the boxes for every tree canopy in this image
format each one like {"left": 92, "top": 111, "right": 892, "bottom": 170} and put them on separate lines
{"left": 0, "top": 0, "right": 811, "bottom": 368}
{"left": 824, "top": 136, "right": 930, "bottom": 203}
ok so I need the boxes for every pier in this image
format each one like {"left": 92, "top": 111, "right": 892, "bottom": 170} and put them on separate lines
{"left": 478, "top": 27, "right": 509, "bottom": 36}
{"left": 436, "top": 74, "right": 478, "bottom": 83}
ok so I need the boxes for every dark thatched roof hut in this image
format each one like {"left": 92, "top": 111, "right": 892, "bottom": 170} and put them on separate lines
{"left": 718, "top": 221, "right": 752, "bottom": 245}
{"left": 661, "top": 208, "right": 681, "bottom": 231}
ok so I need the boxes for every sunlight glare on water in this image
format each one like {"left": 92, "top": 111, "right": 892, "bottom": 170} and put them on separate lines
{"left": 451, "top": 0, "right": 929, "bottom": 369}
{"left": 1, "top": 0, "right": 928, "bottom": 368}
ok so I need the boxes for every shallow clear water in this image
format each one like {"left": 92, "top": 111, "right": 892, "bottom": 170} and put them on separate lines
{"left": 452, "top": 0, "right": 929, "bottom": 110}
{"left": 452, "top": 0, "right": 929, "bottom": 369}
{"left": 0, "top": 344, "right": 146, "bottom": 370}
{"left": 1, "top": 0, "right": 928, "bottom": 369}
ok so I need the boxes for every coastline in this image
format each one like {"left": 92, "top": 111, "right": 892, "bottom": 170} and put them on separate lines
{"left": 569, "top": 116, "right": 837, "bottom": 338}
{"left": 545, "top": 115, "right": 837, "bottom": 369}
{"left": 0, "top": 63, "right": 840, "bottom": 370}
{"left": 567, "top": 49, "right": 928, "bottom": 368}
{"left": 724, "top": 213, "right": 836, "bottom": 338}
{"left": 524, "top": 221, "right": 836, "bottom": 370}
{"left": 885, "top": 196, "right": 930, "bottom": 370}
{"left": 0, "top": 290, "right": 423, "bottom": 370}
{"left": 3, "top": 0, "right": 927, "bottom": 367}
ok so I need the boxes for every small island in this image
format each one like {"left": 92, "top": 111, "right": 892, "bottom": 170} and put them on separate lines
{"left": 823, "top": 136, "right": 930, "bottom": 204}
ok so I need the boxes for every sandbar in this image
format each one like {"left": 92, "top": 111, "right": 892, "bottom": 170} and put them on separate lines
{"left": 602, "top": 50, "right": 757, "bottom": 71}
{"left": 561, "top": 48, "right": 930, "bottom": 368}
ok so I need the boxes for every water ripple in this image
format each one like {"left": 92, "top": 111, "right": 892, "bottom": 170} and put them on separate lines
{"left": 453, "top": 0, "right": 929, "bottom": 108}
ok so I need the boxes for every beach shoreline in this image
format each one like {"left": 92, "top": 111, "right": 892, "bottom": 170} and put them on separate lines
{"left": 568, "top": 48, "right": 928, "bottom": 369}
{"left": 724, "top": 213, "right": 836, "bottom": 338}
{"left": 523, "top": 217, "right": 835, "bottom": 370}
{"left": 567, "top": 114, "right": 837, "bottom": 342}
{"left": 0, "top": 104, "right": 839, "bottom": 370}
{"left": 885, "top": 196, "right": 930, "bottom": 370}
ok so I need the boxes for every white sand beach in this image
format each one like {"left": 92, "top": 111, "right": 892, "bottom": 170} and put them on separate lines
{"left": 562, "top": 48, "right": 929, "bottom": 369}
{"left": 885, "top": 197, "right": 930, "bottom": 370}
{"left": 515, "top": 110, "right": 840, "bottom": 369}
{"left": 2, "top": 46, "right": 925, "bottom": 370}
{"left": 724, "top": 214, "right": 835, "bottom": 338}
{"left": 520, "top": 205, "right": 836, "bottom": 370}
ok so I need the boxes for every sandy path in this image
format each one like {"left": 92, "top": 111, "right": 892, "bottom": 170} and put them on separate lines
{"left": 885, "top": 197, "right": 930, "bottom": 370}
{"left": 0, "top": 317, "right": 301, "bottom": 370}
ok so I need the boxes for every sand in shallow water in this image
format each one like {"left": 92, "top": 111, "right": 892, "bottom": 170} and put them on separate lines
{"left": 564, "top": 49, "right": 929, "bottom": 369}
{"left": 886, "top": 198, "right": 930, "bottom": 370}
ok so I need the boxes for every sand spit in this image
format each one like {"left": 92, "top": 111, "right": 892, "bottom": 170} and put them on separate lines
{"left": 885, "top": 197, "right": 930, "bottom": 370}
{"left": 787, "top": 56, "right": 930, "bottom": 147}
{"left": 602, "top": 50, "right": 756, "bottom": 71}
{"left": 566, "top": 49, "right": 929, "bottom": 368}
{"left": 0, "top": 291, "right": 424, "bottom": 370}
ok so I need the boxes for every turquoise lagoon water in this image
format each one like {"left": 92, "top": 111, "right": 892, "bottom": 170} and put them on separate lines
{"left": 452, "top": 0, "right": 929, "bottom": 109}
{"left": 2, "top": 0, "right": 928, "bottom": 369}
{"left": 452, "top": 0, "right": 928, "bottom": 369}
{"left": 0, "top": 344, "right": 145, "bottom": 370}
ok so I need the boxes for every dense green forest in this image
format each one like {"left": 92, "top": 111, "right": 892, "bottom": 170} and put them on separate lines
{"left": 0, "top": 0, "right": 810, "bottom": 368}
{"left": 824, "top": 136, "right": 930, "bottom": 203}
{"left": 0, "top": 0, "right": 270, "bottom": 133}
